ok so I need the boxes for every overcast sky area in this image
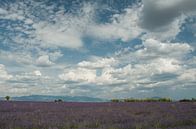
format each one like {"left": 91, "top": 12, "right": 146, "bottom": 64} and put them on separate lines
{"left": 0, "top": 0, "right": 196, "bottom": 99}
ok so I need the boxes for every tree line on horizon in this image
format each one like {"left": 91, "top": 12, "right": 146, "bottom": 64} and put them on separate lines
{"left": 3, "top": 96, "right": 196, "bottom": 102}
{"left": 110, "top": 97, "right": 196, "bottom": 102}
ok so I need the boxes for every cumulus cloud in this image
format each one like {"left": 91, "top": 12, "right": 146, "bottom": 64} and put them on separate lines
{"left": 13, "top": 71, "right": 49, "bottom": 83}
{"left": 59, "top": 57, "right": 125, "bottom": 85}
{"left": 57, "top": 37, "right": 195, "bottom": 97}
{"left": 33, "top": 70, "right": 42, "bottom": 76}
{"left": 78, "top": 57, "right": 117, "bottom": 69}
{"left": 59, "top": 68, "right": 97, "bottom": 83}
{"left": 178, "top": 69, "right": 196, "bottom": 82}
{"left": 0, "top": 70, "right": 57, "bottom": 96}
{"left": 48, "top": 51, "right": 63, "bottom": 62}
{"left": 33, "top": 22, "right": 83, "bottom": 49}
{"left": 115, "top": 39, "right": 195, "bottom": 90}
{"left": 87, "top": 6, "right": 143, "bottom": 42}
{"left": 0, "top": 50, "right": 34, "bottom": 65}
{"left": 137, "top": 38, "right": 193, "bottom": 59}
{"left": 0, "top": 8, "right": 7, "bottom": 14}
{"left": 137, "top": 58, "right": 181, "bottom": 74}
{"left": 0, "top": 64, "right": 13, "bottom": 80}
{"left": 141, "top": 0, "right": 196, "bottom": 30}
{"left": 0, "top": 49, "right": 63, "bottom": 67}
{"left": 36, "top": 55, "right": 54, "bottom": 67}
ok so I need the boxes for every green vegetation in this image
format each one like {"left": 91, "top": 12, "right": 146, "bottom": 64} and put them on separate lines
{"left": 5, "top": 96, "right": 10, "bottom": 101}
{"left": 111, "top": 98, "right": 172, "bottom": 102}
{"left": 179, "top": 98, "right": 196, "bottom": 102}
{"left": 54, "top": 99, "right": 63, "bottom": 102}
{"left": 111, "top": 97, "right": 196, "bottom": 102}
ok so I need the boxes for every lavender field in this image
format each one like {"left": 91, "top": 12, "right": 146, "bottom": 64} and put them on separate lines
{"left": 0, "top": 101, "right": 196, "bottom": 129}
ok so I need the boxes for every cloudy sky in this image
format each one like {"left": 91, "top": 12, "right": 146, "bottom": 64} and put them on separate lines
{"left": 0, "top": 0, "right": 196, "bottom": 99}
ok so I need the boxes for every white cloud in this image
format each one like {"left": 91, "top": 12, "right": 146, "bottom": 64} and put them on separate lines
{"left": 48, "top": 51, "right": 63, "bottom": 62}
{"left": 141, "top": 38, "right": 193, "bottom": 57}
{"left": 14, "top": 71, "right": 49, "bottom": 81}
{"left": 0, "top": 50, "right": 34, "bottom": 65}
{"left": 24, "top": 19, "right": 33, "bottom": 24}
{"left": 138, "top": 58, "right": 181, "bottom": 74}
{"left": 59, "top": 57, "right": 125, "bottom": 85}
{"left": 58, "top": 37, "right": 194, "bottom": 92}
{"left": 33, "top": 22, "right": 83, "bottom": 49}
{"left": 33, "top": 70, "right": 42, "bottom": 76}
{"left": 0, "top": 49, "right": 63, "bottom": 68}
{"left": 0, "top": 64, "right": 13, "bottom": 80}
{"left": 0, "top": 8, "right": 7, "bottom": 14}
{"left": 59, "top": 56, "right": 182, "bottom": 90}
{"left": 114, "top": 39, "right": 193, "bottom": 71}
{"left": 59, "top": 68, "right": 96, "bottom": 83}
{"left": 4, "top": 13, "right": 25, "bottom": 21}
{"left": 0, "top": 70, "right": 56, "bottom": 96}
{"left": 36, "top": 55, "right": 54, "bottom": 67}
{"left": 110, "top": 39, "right": 194, "bottom": 90}
{"left": 78, "top": 57, "right": 117, "bottom": 69}
{"left": 0, "top": 5, "right": 25, "bottom": 21}
{"left": 178, "top": 69, "right": 196, "bottom": 81}
{"left": 87, "top": 6, "right": 143, "bottom": 42}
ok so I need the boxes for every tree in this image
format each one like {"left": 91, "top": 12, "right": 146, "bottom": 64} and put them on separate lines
{"left": 54, "top": 99, "right": 63, "bottom": 103}
{"left": 5, "top": 96, "right": 10, "bottom": 101}
{"left": 58, "top": 99, "right": 63, "bottom": 102}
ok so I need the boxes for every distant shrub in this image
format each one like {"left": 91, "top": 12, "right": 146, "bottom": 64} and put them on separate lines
{"left": 58, "top": 99, "right": 63, "bottom": 102}
{"left": 124, "top": 98, "right": 137, "bottom": 102}
{"left": 5, "top": 96, "right": 10, "bottom": 101}
{"left": 111, "top": 99, "right": 121, "bottom": 102}
{"left": 143, "top": 98, "right": 156, "bottom": 102}
{"left": 54, "top": 99, "right": 63, "bottom": 102}
{"left": 192, "top": 98, "right": 196, "bottom": 102}
{"left": 158, "top": 98, "right": 172, "bottom": 102}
